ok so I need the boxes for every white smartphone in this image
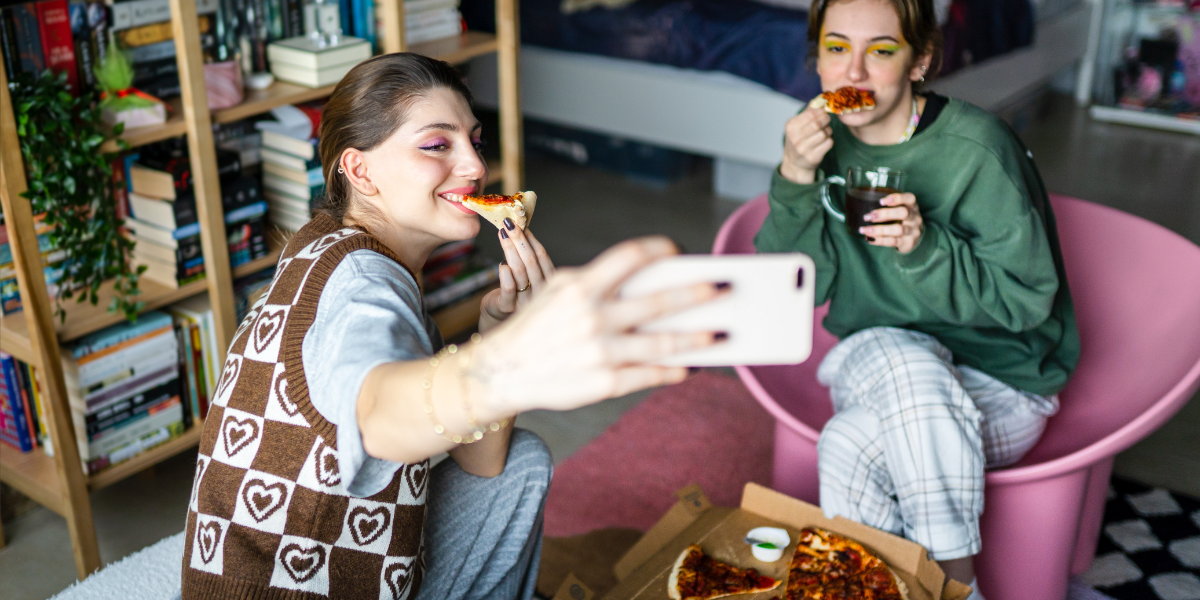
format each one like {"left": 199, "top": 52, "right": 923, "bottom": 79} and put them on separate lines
{"left": 618, "top": 254, "right": 816, "bottom": 367}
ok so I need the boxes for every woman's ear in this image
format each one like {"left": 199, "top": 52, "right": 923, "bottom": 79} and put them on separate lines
{"left": 340, "top": 148, "right": 378, "bottom": 197}
{"left": 910, "top": 46, "right": 934, "bottom": 82}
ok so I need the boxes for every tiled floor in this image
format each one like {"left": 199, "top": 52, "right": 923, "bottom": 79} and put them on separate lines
{"left": 2, "top": 92, "right": 1198, "bottom": 599}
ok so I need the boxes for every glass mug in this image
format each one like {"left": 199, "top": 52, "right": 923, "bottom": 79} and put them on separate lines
{"left": 820, "top": 167, "right": 906, "bottom": 237}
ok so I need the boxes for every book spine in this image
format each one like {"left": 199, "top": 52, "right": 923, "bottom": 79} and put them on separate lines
{"left": 69, "top": 1, "right": 97, "bottom": 91}
{"left": 28, "top": 365, "right": 51, "bottom": 448}
{"left": 0, "top": 367, "right": 20, "bottom": 449}
{"left": 338, "top": 0, "right": 352, "bottom": 36}
{"left": 134, "top": 73, "right": 180, "bottom": 99}
{"left": 283, "top": 0, "right": 302, "bottom": 37}
{"left": 177, "top": 321, "right": 200, "bottom": 423}
{"left": 125, "top": 39, "right": 175, "bottom": 63}
{"left": 85, "top": 0, "right": 107, "bottom": 66}
{"left": 86, "top": 410, "right": 184, "bottom": 474}
{"left": 190, "top": 323, "right": 208, "bottom": 419}
{"left": 108, "top": 0, "right": 220, "bottom": 31}
{"left": 37, "top": 0, "right": 80, "bottom": 93}
{"left": 86, "top": 378, "right": 180, "bottom": 439}
{"left": 13, "top": 360, "right": 40, "bottom": 447}
{"left": 84, "top": 399, "right": 183, "bottom": 468}
{"left": 77, "top": 330, "right": 178, "bottom": 387}
{"left": 10, "top": 3, "right": 46, "bottom": 76}
{"left": 1, "top": 9, "right": 23, "bottom": 79}
{"left": 0, "top": 354, "right": 33, "bottom": 452}
{"left": 116, "top": 20, "right": 174, "bottom": 47}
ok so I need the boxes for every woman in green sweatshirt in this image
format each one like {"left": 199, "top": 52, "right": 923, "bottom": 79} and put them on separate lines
{"left": 754, "top": 0, "right": 1079, "bottom": 594}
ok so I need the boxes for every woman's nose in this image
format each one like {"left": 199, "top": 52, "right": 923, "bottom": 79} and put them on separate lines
{"left": 847, "top": 52, "right": 868, "bottom": 82}
{"left": 456, "top": 150, "right": 487, "bottom": 181}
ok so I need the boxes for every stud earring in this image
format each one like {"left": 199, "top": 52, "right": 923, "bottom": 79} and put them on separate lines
{"left": 338, "top": 167, "right": 345, "bottom": 174}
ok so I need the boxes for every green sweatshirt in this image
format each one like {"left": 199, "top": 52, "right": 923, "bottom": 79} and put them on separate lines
{"left": 755, "top": 98, "right": 1079, "bottom": 396}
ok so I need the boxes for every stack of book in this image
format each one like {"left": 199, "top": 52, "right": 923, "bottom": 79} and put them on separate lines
{"left": 123, "top": 143, "right": 270, "bottom": 287}
{"left": 0, "top": 0, "right": 221, "bottom": 98}
{"left": 422, "top": 240, "right": 499, "bottom": 312}
{"left": 398, "top": 0, "right": 463, "bottom": 45}
{"left": 267, "top": 34, "right": 371, "bottom": 88}
{"left": 0, "top": 351, "right": 52, "bottom": 454}
{"left": 61, "top": 311, "right": 186, "bottom": 474}
{"left": 167, "top": 295, "right": 219, "bottom": 427}
{"left": 261, "top": 128, "right": 324, "bottom": 231}
{"left": 0, "top": 211, "right": 68, "bottom": 316}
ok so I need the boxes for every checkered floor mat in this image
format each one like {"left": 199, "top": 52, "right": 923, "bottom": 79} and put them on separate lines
{"left": 1082, "top": 477, "right": 1200, "bottom": 600}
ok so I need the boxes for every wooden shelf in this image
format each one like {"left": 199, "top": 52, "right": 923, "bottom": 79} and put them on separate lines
{"left": 0, "top": 444, "right": 65, "bottom": 516}
{"left": 0, "top": 423, "right": 205, "bottom": 514}
{"left": 96, "top": 32, "right": 499, "bottom": 154}
{"left": 99, "top": 98, "right": 187, "bottom": 153}
{"left": 213, "top": 82, "right": 338, "bottom": 125}
{"left": 432, "top": 285, "right": 496, "bottom": 340}
{"left": 411, "top": 31, "right": 499, "bottom": 66}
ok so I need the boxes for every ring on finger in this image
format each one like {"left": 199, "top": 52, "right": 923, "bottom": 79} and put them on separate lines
{"left": 518, "top": 282, "right": 531, "bottom": 293}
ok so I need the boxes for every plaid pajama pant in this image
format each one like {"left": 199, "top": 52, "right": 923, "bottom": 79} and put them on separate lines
{"left": 816, "top": 327, "right": 1059, "bottom": 561}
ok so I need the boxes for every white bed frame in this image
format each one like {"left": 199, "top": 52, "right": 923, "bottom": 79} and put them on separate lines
{"left": 467, "top": 0, "right": 1101, "bottom": 199}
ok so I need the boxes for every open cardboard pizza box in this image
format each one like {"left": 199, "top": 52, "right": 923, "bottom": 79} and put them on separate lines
{"left": 599, "top": 483, "right": 973, "bottom": 600}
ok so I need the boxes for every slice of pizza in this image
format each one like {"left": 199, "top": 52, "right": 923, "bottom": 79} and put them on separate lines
{"left": 785, "top": 528, "right": 908, "bottom": 600}
{"left": 669, "top": 544, "right": 781, "bottom": 600}
{"left": 446, "top": 191, "right": 538, "bottom": 231}
{"left": 808, "top": 87, "right": 876, "bottom": 115}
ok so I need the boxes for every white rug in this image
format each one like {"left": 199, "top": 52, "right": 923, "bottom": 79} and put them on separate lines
{"left": 50, "top": 532, "right": 184, "bottom": 600}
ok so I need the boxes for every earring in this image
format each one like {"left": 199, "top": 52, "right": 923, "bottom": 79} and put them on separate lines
{"left": 338, "top": 167, "right": 345, "bottom": 174}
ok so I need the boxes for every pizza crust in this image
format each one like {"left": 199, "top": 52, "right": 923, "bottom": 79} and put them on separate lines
{"left": 446, "top": 191, "right": 538, "bottom": 231}
{"left": 668, "top": 546, "right": 692, "bottom": 600}
{"left": 889, "top": 567, "right": 910, "bottom": 600}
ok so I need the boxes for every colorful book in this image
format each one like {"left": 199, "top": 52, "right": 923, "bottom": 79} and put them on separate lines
{"left": 36, "top": 0, "right": 79, "bottom": 93}
{"left": 107, "top": 0, "right": 219, "bottom": 31}
{"left": 0, "top": 352, "right": 34, "bottom": 452}
{"left": 9, "top": 2, "right": 45, "bottom": 76}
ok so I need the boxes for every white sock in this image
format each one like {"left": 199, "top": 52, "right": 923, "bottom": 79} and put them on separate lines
{"left": 966, "top": 578, "right": 986, "bottom": 600}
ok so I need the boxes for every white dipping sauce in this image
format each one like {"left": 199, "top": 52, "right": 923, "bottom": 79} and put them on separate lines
{"left": 746, "top": 526, "right": 791, "bottom": 562}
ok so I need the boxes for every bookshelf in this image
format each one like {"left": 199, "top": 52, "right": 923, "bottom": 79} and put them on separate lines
{"left": 0, "top": 0, "right": 523, "bottom": 578}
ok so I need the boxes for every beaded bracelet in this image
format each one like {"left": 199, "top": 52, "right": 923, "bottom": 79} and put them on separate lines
{"left": 422, "top": 335, "right": 509, "bottom": 444}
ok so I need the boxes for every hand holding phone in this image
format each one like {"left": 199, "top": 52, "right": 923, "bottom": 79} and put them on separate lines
{"left": 619, "top": 254, "right": 816, "bottom": 366}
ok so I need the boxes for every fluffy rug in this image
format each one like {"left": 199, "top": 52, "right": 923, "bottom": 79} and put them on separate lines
{"left": 543, "top": 371, "right": 776, "bottom": 536}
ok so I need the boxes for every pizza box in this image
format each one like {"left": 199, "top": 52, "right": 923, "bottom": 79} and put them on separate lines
{"left": 602, "top": 483, "right": 973, "bottom": 600}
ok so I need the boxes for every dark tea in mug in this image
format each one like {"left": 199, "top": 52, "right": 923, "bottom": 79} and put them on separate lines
{"left": 845, "top": 186, "right": 901, "bottom": 236}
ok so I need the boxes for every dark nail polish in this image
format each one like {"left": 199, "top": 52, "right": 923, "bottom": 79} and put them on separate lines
{"left": 500, "top": 260, "right": 507, "bottom": 266}
{"left": 714, "top": 331, "right": 729, "bottom": 341}
{"left": 688, "top": 366, "right": 701, "bottom": 374}
{"left": 503, "top": 217, "right": 515, "bottom": 230}
{"left": 865, "top": 237, "right": 876, "bottom": 242}
{"left": 715, "top": 281, "right": 732, "bottom": 291}
{"left": 500, "top": 229, "right": 509, "bottom": 239}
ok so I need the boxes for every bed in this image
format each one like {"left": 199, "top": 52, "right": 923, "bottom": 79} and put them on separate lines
{"left": 464, "top": 0, "right": 1101, "bottom": 199}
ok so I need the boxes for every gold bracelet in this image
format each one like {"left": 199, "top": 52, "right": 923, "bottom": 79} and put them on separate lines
{"left": 422, "top": 337, "right": 509, "bottom": 444}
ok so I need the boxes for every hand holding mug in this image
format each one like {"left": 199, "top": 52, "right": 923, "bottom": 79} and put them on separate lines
{"left": 860, "top": 193, "right": 924, "bottom": 254}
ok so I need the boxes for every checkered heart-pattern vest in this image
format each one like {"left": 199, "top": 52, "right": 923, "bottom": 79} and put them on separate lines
{"left": 182, "top": 214, "right": 430, "bottom": 600}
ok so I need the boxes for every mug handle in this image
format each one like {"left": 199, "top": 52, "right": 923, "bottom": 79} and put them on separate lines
{"left": 820, "top": 175, "right": 847, "bottom": 222}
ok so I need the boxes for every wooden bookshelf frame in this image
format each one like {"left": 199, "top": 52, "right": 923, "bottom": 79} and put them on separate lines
{"left": 0, "top": 0, "right": 522, "bottom": 577}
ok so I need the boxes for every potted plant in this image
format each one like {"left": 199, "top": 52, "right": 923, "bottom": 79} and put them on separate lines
{"left": 10, "top": 69, "right": 144, "bottom": 321}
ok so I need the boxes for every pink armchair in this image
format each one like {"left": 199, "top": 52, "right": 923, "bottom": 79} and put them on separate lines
{"left": 713, "top": 193, "right": 1200, "bottom": 600}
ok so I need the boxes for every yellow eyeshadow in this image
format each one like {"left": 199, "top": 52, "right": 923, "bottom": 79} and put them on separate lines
{"left": 823, "top": 40, "right": 850, "bottom": 50}
{"left": 868, "top": 43, "right": 901, "bottom": 53}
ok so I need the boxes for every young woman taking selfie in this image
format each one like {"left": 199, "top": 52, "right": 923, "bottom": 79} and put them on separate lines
{"left": 179, "top": 53, "right": 723, "bottom": 600}
{"left": 755, "top": 0, "right": 1079, "bottom": 595}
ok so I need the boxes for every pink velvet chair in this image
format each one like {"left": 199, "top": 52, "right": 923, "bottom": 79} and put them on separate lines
{"left": 713, "top": 193, "right": 1200, "bottom": 600}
